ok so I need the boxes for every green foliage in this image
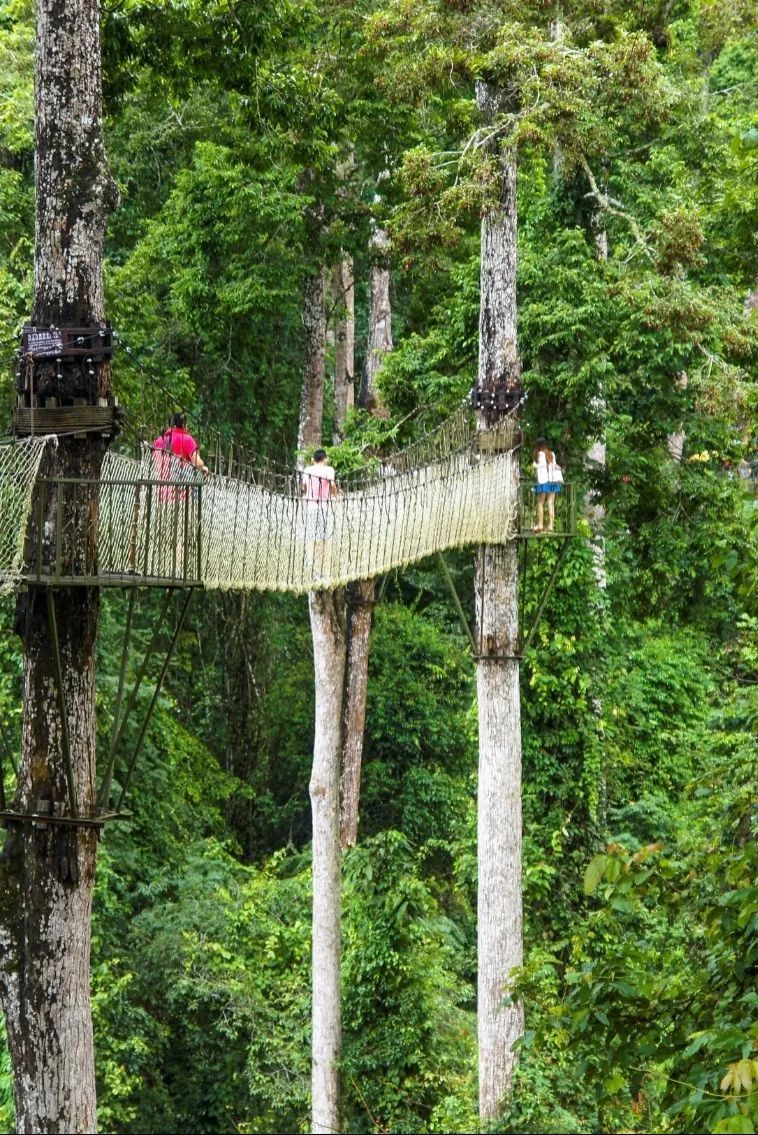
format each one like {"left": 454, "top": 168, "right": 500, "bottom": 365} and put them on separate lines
{"left": 604, "top": 625, "right": 715, "bottom": 799}
{"left": 359, "top": 603, "right": 474, "bottom": 845}
{"left": 502, "top": 659, "right": 757, "bottom": 1135}
{"left": 342, "top": 831, "right": 476, "bottom": 1133}
{"left": 0, "top": 1038, "right": 11, "bottom": 1135}
{"left": 0, "top": 1, "right": 33, "bottom": 157}
{"left": 0, "top": 0, "right": 755, "bottom": 1130}
{"left": 93, "top": 839, "right": 313, "bottom": 1134}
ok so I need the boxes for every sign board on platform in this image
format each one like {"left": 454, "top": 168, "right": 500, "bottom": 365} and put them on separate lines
{"left": 25, "top": 329, "right": 64, "bottom": 357}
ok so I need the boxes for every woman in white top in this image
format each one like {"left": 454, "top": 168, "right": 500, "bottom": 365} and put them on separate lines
{"left": 532, "top": 437, "right": 562, "bottom": 532}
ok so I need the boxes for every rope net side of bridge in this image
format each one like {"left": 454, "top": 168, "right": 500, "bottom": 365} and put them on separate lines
{"left": 105, "top": 419, "right": 517, "bottom": 592}
{"left": 0, "top": 435, "right": 56, "bottom": 595}
{"left": 0, "top": 415, "right": 519, "bottom": 594}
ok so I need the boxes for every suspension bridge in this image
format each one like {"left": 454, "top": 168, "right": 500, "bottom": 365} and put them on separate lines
{"left": 0, "top": 410, "right": 575, "bottom": 597}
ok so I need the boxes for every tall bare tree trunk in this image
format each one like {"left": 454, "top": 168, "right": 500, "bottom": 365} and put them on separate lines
{"left": 339, "top": 577, "right": 375, "bottom": 848}
{"left": 299, "top": 267, "right": 327, "bottom": 452}
{"left": 360, "top": 226, "right": 392, "bottom": 415}
{"left": 339, "top": 216, "right": 395, "bottom": 848}
{"left": 332, "top": 258, "right": 355, "bottom": 442}
{"left": 667, "top": 371, "right": 688, "bottom": 462}
{"left": 299, "top": 223, "right": 346, "bottom": 1128}
{"left": 309, "top": 590, "right": 346, "bottom": 1135}
{"left": 550, "top": 16, "right": 566, "bottom": 184}
{"left": 0, "top": 0, "right": 117, "bottom": 1131}
{"left": 582, "top": 199, "right": 610, "bottom": 824}
{"left": 474, "top": 80, "right": 524, "bottom": 1124}
{"left": 586, "top": 202, "right": 608, "bottom": 587}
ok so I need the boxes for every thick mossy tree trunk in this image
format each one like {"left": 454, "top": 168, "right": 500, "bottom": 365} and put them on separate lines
{"left": 360, "top": 225, "right": 392, "bottom": 415}
{"left": 474, "top": 79, "right": 524, "bottom": 1124}
{"left": 0, "top": 1, "right": 117, "bottom": 1132}
{"left": 339, "top": 223, "right": 394, "bottom": 848}
{"left": 339, "top": 577, "right": 375, "bottom": 848}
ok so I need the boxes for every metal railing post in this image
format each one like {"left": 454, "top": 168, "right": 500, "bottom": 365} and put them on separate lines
{"left": 54, "top": 482, "right": 63, "bottom": 582}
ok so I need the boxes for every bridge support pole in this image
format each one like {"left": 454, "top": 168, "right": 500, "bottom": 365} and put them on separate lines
{"left": 115, "top": 588, "right": 194, "bottom": 812}
{"left": 97, "top": 587, "right": 137, "bottom": 811}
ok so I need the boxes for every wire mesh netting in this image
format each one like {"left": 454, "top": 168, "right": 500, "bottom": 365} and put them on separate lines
{"left": 0, "top": 435, "right": 56, "bottom": 594}
{"left": 97, "top": 440, "right": 518, "bottom": 592}
{"left": 0, "top": 415, "right": 524, "bottom": 594}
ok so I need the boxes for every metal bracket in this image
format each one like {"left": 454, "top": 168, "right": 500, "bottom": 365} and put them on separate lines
{"left": 97, "top": 589, "right": 173, "bottom": 809}
{"left": 473, "top": 654, "right": 522, "bottom": 662}
{"left": 114, "top": 588, "right": 193, "bottom": 812}
{"left": 519, "top": 538, "right": 571, "bottom": 656}
{"left": 437, "top": 554, "right": 478, "bottom": 655}
{"left": 97, "top": 588, "right": 137, "bottom": 810}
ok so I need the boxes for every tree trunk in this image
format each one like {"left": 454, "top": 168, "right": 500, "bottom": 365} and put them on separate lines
{"left": 339, "top": 578, "right": 375, "bottom": 848}
{"left": 474, "top": 79, "right": 524, "bottom": 1123}
{"left": 298, "top": 267, "right": 327, "bottom": 452}
{"left": 0, "top": 1, "right": 117, "bottom": 1131}
{"left": 360, "top": 227, "right": 392, "bottom": 415}
{"left": 332, "top": 258, "right": 355, "bottom": 442}
{"left": 550, "top": 18, "right": 566, "bottom": 184}
{"left": 475, "top": 542, "right": 523, "bottom": 1121}
{"left": 299, "top": 235, "right": 346, "bottom": 1130}
{"left": 667, "top": 371, "right": 689, "bottom": 463}
{"left": 338, "top": 214, "right": 394, "bottom": 848}
{"left": 578, "top": 187, "right": 611, "bottom": 827}
{"left": 308, "top": 590, "right": 347, "bottom": 1135}
{"left": 586, "top": 201, "right": 608, "bottom": 586}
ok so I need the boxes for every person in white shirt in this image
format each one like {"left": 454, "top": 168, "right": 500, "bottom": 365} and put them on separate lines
{"left": 532, "top": 437, "right": 562, "bottom": 532}
{"left": 300, "top": 449, "right": 338, "bottom": 579}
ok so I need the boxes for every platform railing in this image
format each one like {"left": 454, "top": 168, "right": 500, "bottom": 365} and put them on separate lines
{"left": 517, "top": 480, "right": 576, "bottom": 537}
{"left": 23, "top": 478, "right": 203, "bottom": 587}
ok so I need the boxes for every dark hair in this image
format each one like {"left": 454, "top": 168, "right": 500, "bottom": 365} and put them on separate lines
{"left": 533, "top": 437, "right": 555, "bottom": 461}
{"left": 313, "top": 448, "right": 328, "bottom": 462}
{"left": 172, "top": 412, "right": 187, "bottom": 430}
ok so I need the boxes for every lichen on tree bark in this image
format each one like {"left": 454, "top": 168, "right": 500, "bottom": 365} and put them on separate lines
{"left": 474, "top": 78, "right": 525, "bottom": 1123}
{"left": 309, "top": 589, "right": 346, "bottom": 1135}
{"left": 0, "top": 1, "right": 116, "bottom": 1131}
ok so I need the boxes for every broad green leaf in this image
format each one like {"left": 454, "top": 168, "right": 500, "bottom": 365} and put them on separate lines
{"left": 584, "top": 855, "right": 607, "bottom": 895}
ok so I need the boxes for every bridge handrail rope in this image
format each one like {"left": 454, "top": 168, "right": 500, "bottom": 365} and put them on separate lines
{"left": 0, "top": 423, "right": 570, "bottom": 594}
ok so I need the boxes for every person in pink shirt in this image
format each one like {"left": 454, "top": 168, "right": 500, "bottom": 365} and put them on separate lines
{"left": 153, "top": 413, "right": 209, "bottom": 477}
{"left": 301, "top": 450, "right": 338, "bottom": 580}
{"left": 149, "top": 415, "right": 208, "bottom": 580}
{"left": 301, "top": 449, "right": 338, "bottom": 501}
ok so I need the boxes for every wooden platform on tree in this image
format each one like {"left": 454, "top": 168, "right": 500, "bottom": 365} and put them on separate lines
{"left": 8, "top": 572, "right": 204, "bottom": 590}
